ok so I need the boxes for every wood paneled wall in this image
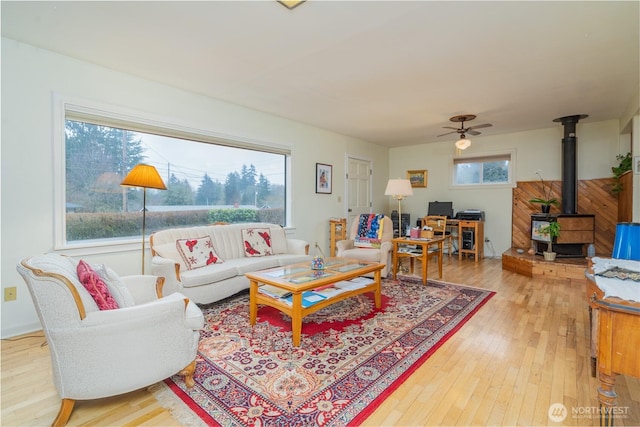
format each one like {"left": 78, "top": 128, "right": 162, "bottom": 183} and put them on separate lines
{"left": 618, "top": 171, "right": 633, "bottom": 222}
{"left": 511, "top": 178, "right": 618, "bottom": 255}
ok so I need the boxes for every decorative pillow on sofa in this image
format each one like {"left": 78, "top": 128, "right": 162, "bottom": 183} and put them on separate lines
{"left": 241, "top": 228, "right": 273, "bottom": 257}
{"left": 176, "top": 236, "right": 224, "bottom": 270}
{"left": 354, "top": 214, "right": 384, "bottom": 248}
{"left": 94, "top": 264, "right": 136, "bottom": 307}
{"left": 77, "top": 260, "right": 119, "bottom": 310}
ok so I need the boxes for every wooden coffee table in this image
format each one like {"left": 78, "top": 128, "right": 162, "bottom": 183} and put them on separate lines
{"left": 246, "top": 257, "right": 384, "bottom": 346}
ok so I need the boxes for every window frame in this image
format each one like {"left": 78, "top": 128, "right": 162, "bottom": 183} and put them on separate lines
{"left": 53, "top": 94, "right": 293, "bottom": 254}
{"left": 449, "top": 149, "right": 517, "bottom": 189}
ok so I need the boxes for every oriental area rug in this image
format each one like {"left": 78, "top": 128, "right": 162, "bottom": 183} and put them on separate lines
{"left": 151, "top": 276, "right": 495, "bottom": 426}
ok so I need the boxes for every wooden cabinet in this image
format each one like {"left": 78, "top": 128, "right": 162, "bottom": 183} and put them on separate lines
{"left": 458, "top": 220, "right": 484, "bottom": 262}
{"left": 586, "top": 264, "right": 640, "bottom": 425}
{"left": 329, "top": 218, "right": 347, "bottom": 257}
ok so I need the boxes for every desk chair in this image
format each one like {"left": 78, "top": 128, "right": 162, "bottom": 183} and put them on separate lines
{"left": 422, "top": 215, "right": 453, "bottom": 257}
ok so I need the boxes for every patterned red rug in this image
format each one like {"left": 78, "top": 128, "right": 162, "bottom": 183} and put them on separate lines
{"left": 154, "top": 276, "right": 494, "bottom": 426}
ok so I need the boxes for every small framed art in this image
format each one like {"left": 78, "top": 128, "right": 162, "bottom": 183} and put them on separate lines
{"left": 635, "top": 156, "right": 640, "bottom": 175}
{"left": 316, "top": 163, "right": 332, "bottom": 194}
{"left": 407, "top": 169, "right": 427, "bottom": 188}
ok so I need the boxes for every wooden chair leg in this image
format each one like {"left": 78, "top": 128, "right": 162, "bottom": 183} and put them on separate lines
{"left": 179, "top": 360, "right": 197, "bottom": 388}
{"left": 52, "top": 398, "right": 75, "bottom": 427}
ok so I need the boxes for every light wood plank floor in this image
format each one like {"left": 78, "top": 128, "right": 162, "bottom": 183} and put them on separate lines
{"left": 2, "top": 257, "right": 639, "bottom": 426}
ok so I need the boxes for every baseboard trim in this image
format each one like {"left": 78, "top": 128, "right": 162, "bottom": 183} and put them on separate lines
{"left": 1, "top": 323, "right": 43, "bottom": 339}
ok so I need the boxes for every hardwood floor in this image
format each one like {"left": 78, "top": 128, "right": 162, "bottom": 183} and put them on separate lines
{"left": 2, "top": 257, "right": 639, "bottom": 426}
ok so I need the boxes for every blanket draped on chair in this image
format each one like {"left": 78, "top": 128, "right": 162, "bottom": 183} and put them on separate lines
{"left": 355, "top": 214, "right": 384, "bottom": 248}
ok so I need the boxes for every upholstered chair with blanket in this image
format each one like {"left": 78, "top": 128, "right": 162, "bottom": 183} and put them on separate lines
{"left": 335, "top": 214, "right": 393, "bottom": 277}
{"left": 16, "top": 253, "right": 204, "bottom": 427}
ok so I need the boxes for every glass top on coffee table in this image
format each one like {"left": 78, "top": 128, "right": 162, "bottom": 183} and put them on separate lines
{"left": 258, "top": 257, "right": 373, "bottom": 284}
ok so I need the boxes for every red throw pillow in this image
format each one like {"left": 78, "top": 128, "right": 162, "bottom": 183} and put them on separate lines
{"left": 77, "top": 260, "right": 119, "bottom": 310}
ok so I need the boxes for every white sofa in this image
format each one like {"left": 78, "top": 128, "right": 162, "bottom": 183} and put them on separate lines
{"left": 150, "top": 222, "right": 311, "bottom": 304}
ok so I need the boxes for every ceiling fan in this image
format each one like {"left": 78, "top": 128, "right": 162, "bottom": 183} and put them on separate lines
{"left": 437, "top": 114, "right": 492, "bottom": 150}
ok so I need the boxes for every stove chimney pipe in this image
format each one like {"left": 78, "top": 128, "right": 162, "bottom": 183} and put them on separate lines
{"left": 553, "top": 114, "right": 588, "bottom": 214}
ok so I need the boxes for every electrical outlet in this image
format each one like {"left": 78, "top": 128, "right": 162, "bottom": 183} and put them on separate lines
{"left": 485, "top": 238, "right": 490, "bottom": 242}
{"left": 4, "top": 286, "right": 17, "bottom": 301}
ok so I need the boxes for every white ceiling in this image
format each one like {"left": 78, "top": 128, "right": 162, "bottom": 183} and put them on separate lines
{"left": 2, "top": 1, "right": 638, "bottom": 147}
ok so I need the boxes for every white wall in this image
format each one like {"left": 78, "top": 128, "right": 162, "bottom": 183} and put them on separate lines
{"left": 388, "top": 120, "right": 624, "bottom": 257}
{"left": 1, "top": 37, "right": 631, "bottom": 337}
{"left": 1, "top": 38, "right": 390, "bottom": 337}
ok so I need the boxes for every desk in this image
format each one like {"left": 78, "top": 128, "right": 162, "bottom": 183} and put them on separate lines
{"left": 586, "top": 265, "right": 640, "bottom": 426}
{"left": 421, "top": 219, "right": 483, "bottom": 259}
{"left": 392, "top": 237, "right": 444, "bottom": 284}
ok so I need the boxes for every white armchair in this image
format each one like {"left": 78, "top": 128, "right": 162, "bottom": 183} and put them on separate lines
{"left": 16, "top": 253, "right": 204, "bottom": 427}
{"left": 336, "top": 215, "right": 394, "bottom": 278}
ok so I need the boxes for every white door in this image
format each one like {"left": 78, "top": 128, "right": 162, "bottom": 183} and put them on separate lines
{"left": 346, "top": 157, "right": 372, "bottom": 230}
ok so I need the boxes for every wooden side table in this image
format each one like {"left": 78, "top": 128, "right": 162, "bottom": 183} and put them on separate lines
{"left": 391, "top": 236, "right": 445, "bottom": 284}
{"left": 329, "top": 218, "right": 347, "bottom": 257}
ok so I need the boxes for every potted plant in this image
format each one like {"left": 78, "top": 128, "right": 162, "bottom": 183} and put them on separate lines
{"left": 611, "top": 152, "right": 632, "bottom": 194}
{"left": 529, "top": 170, "right": 559, "bottom": 213}
{"left": 539, "top": 221, "right": 561, "bottom": 261}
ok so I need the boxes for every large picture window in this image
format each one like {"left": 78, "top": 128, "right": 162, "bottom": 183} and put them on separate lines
{"left": 452, "top": 151, "right": 515, "bottom": 187}
{"left": 58, "top": 99, "right": 290, "bottom": 247}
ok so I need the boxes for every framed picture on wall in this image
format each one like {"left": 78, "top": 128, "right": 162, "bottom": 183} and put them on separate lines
{"left": 635, "top": 156, "right": 640, "bottom": 175}
{"left": 407, "top": 169, "right": 428, "bottom": 188}
{"left": 316, "top": 163, "right": 332, "bottom": 194}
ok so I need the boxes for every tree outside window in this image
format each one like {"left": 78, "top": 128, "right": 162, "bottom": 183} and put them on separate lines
{"left": 65, "top": 120, "right": 286, "bottom": 242}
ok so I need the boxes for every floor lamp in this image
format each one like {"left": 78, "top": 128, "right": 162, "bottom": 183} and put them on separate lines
{"left": 384, "top": 178, "right": 413, "bottom": 238}
{"left": 121, "top": 164, "right": 167, "bottom": 274}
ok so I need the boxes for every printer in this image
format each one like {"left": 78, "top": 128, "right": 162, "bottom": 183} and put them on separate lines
{"left": 455, "top": 209, "right": 485, "bottom": 221}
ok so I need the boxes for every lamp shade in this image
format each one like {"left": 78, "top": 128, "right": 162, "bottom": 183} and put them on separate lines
{"left": 455, "top": 138, "right": 471, "bottom": 150}
{"left": 384, "top": 179, "right": 413, "bottom": 198}
{"left": 120, "top": 164, "right": 167, "bottom": 190}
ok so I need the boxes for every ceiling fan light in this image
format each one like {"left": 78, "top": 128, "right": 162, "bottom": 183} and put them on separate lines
{"left": 455, "top": 137, "right": 471, "bottom": 150}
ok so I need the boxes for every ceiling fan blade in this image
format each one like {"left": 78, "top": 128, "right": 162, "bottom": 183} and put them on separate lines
{"left": 467, "top": 123, "right": 492, "bottom": 130}
{"left": 442, "top": 126, "right": 460, "bottom": 131}
{"left": 437, "top": 130, "right": 458, "bottom": 137}
{"left": 467, "top": 130, "right": 481, "bottom": 136}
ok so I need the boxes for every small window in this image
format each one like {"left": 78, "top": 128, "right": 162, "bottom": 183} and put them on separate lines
{"left": 452, "top": 152, "right": 514, "bottom": 187}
